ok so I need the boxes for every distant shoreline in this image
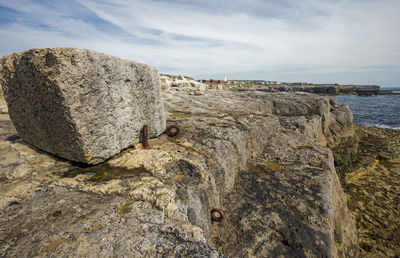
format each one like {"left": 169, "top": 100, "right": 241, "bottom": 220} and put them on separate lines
{"left": 225, "top": 83, "right": 400, "bottom": 96}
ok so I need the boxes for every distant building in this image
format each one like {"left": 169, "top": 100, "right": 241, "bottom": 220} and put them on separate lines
{"left": 200, "top": 79, "right": 226, "bottom": 84}
{"left": 200, "top": 79, "right": 279, "bottom": 85}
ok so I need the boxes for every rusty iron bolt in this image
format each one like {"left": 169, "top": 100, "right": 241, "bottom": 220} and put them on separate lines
{"left": 142, "top": 125, "right": 151, "bottom": 149}
{"left": 166, "top": 125, "right": 181, "bottom": 137}
{"left": 211, "top": 208, "right": 224, "bottom": 222}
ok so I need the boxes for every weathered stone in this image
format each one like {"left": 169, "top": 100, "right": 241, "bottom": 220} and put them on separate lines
{"left": 160, "top": 75, "right": 171, "bottom": 91}
{"left": 161, "top": 74, "right": 207, "bottom": 93}
{"left": 0, "top": 85, "right": 358, "bottom": 256}
{"left": 255, "top": 84, "right": 380, "bottom": 96}
{"left": 163, "top": 90, "right": 357, "bottom": 257}
{"left": 333, "top": 125, "right": 400, "bottom": 257}
{"left": 0, "top": 48, "right": 165, "bottom": 164}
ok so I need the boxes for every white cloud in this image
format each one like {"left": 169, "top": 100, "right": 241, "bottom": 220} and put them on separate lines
{"left": 0, "top": 0, "right": 399, "bottom": 85}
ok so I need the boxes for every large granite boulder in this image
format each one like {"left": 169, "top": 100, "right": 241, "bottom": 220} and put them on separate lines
{"left": 0, "top": 48, "right": 165, "bottom": 164}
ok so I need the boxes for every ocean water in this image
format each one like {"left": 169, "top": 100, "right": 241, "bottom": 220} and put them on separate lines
{"left": 335, "top": 87, "right": 400, "bottom": 130}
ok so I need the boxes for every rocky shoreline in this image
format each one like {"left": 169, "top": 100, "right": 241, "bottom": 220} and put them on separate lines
{"left": 222, "top": 83, "right": 399, "bottom": 96}
{"left": 0, "top": 85, "right": 357, "bottom": 257}
{"left": 0, "top": 48, "right": 396, "bottom": 257}
{"left": 333, "top": 125, "right": 400, "bottom": 257}
{"left": 259, "top": 84, "right": 382, "bottom": 96}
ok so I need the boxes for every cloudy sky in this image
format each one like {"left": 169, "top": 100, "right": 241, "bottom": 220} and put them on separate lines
{"left": 0, "top": 0, "right": 399, "bottom": 86}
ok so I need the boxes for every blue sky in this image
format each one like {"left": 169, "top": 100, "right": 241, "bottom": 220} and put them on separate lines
{"left": 0, "top": 0, "right": 399, "bottom": 86}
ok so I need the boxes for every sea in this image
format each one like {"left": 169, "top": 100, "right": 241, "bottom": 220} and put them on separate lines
{"left": 335, "top": 87, "right": 400, "bottom": 130}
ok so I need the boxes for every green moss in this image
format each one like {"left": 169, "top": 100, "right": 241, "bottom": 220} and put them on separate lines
{"left": 334, "top": 222, "right": 343, "bottom": 244}
{"left": 345, "top": 245, "right": 358, "bottom": 258}
{"left": 338, "top": 245, "right": 358, "bottom": 258}
{"left": 266, "top": 161, "right": 286, "bottom": 172}
{"left": 333, "top": 125, "right": 400, "bottom": 257}
{"left": 249, "top": 162, "right": 287, "bottom": 173}
{"left": 334, "top": 151, "right": 361, "bottom": 167}
{"left": 378, "top": 158, "right": 395, "bottom": 169}
{"left": 248, "top": 165, "right": 266, "bottom": 174}
{"left": 170, "top": 113, "right": 192, "bottom": 119}
{"left": 355, "top": 129, "right": 368, "bottom": 138}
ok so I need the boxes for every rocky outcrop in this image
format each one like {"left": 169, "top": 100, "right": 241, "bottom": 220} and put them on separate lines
{"left": 233, "top": 89, "right": 355, "bottom": 148}
{"left": 0, "top": 86, "right": 357, "bottom": 257}
{"left": 0, "top": 48, "right": 165, "bottom": 164}
{"left": 333, "top": 125, "right": 400, "bottom": 257}
{"left": 161, "top": 74, "right": 207, "bottom": 93}
{"left": 254, "top": 84, "right": 381, "bottom": 96}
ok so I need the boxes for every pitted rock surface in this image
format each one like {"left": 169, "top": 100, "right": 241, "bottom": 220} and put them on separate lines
{"left": 0, "top": 88, "right": 357, "bottom": 257}
{"left": 0, "top": 48, "right": 165, "bottom": 164}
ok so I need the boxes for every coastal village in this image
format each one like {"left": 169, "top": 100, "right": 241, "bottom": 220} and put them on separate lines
{"left": 160, "top": 74, "right": 395, "bottom": 96}
{"left": 166, "top": 74, "right": 317, "bottom": 86}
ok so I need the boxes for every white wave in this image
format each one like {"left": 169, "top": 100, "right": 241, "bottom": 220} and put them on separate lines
{"left": 361, "top": 122, "right": 400, "bottom": 130}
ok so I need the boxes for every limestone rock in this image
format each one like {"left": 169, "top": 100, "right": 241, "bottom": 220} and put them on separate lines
{"left": 0, "top": 86, "right": 357, "bottom": 256}
{"left": 160, "top": 76, "right": 171, "bottom": 91}
{"left": 256, "top": 84, "right": 380, "bottom": 96}
{"left": 160, "top": 74, "right": 207, "bottom": 93}
{"left": 163, "top": 90, "right": 358, "bottom": 257}
{"left": 0, "top": 48, "right": 165, "bottom": 164}
{"left": 1, "top": 186, "right": 224, "bottom": 257}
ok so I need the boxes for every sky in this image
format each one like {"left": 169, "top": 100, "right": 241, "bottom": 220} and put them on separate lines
{"left": 0, "top": 0, "right": 399, "bottom": 87}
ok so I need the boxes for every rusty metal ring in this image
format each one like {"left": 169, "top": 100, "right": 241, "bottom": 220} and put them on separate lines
{"left": 166, "top": 125, "right": 181, "bottom": 137}
{"left": 141, "top": 125, "right": 151, "bottom": 149}
{"left": 210, "top": 208, "right": 224, "bottom": 222}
